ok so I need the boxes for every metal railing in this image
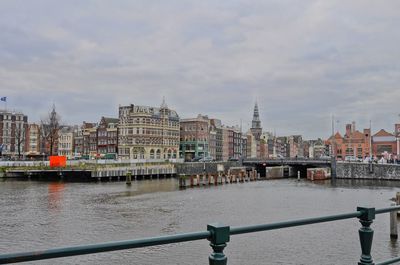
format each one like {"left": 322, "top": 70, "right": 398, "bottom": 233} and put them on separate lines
{"left": 1, "top": 206, "right": 400, "bottom": 264}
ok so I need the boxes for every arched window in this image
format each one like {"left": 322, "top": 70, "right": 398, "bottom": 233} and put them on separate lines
{"left": 156, "top": 149, "right": 161, "bottom": 159}
{"left": 150, "top": 149, "right": 155, "bottom": 159}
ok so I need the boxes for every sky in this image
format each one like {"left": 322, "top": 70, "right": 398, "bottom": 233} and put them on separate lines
{"left": 1, "top": 0, "right": 399, "bottom": 139}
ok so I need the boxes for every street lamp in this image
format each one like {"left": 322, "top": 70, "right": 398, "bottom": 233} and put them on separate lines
{"left": 331, "top": 115, "right": 338, "bottom": 179}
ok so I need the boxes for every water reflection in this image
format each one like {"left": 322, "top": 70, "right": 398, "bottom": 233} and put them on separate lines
{"left": 1, "top": 178, "right": 400, "bottom": 265}
{"left": 48, "top": 182, "right": 65, "bottom": 211}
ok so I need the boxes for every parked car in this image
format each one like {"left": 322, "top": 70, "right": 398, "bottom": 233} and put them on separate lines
{"left": 345, "top": 156, "right": 361, "bottom": 162}
{"left": 199, "top": 156, "right": 214, "bottom": 162}
{"left": 191, "top": 157, "right": 202, "bottom": 162}
{"left": 319, "top": 155, "right": 331, "bottom": 160}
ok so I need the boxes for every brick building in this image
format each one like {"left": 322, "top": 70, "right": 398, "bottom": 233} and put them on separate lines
{"left": 0, "top": 110, "right": 28, "bottom": 157}
{"left": 179, "top": 114, "right": 209, "bottom": 161}
{"left": 97, "top": 117, "right": 118, "bottom": 158}
{"left": 326, "top": 122, "right": 371, "bottom": 160}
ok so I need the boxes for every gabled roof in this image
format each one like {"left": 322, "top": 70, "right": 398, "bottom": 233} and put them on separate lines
{"left": 102, "top": 117, "right": 119, "bottom": 124}
{"left": 373, "top": 129, "right": 394, "bottom": 137}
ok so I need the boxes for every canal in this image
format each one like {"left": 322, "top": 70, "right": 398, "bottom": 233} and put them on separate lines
{"left": 1, "top": 178, "right": 400, "bottom": 265}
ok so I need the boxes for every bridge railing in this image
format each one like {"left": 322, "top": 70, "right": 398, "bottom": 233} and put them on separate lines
{"left": 1, "top": 206, "right": 400, "bottom": 265}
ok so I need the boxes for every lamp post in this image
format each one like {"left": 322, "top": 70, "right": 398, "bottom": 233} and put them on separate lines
{"left": 331, "top": 115, "right": 337, "bottom": 179}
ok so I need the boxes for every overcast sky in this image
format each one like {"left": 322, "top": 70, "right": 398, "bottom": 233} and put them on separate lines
{"left": 1, "top": 0, "right": 399, "bottom": 139}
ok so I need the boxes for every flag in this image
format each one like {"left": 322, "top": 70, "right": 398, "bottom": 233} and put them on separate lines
{"left": 0, "top": 97, "right": 6, "bottom": 102}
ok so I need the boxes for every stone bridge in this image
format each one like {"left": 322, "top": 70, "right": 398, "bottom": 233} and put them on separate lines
{"left": 243, "top": 158, "right": 332, "bottom": 178}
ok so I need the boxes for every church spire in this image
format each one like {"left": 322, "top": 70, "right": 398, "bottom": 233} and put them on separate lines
{"left": 160, "top": 96, "right": 168, "bottom": 109}
{"left": 250, "top": 101, "right": 262, "bottom": 140}
{"left": 252, "top": 101, "right": 261, "bottom": 128}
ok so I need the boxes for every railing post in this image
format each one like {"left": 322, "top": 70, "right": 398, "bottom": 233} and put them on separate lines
{"left": 357, "top": 207, "right": 375, "bottom": 265}
{"left": 207, "top": 223, "right": 230, "bottom": 265}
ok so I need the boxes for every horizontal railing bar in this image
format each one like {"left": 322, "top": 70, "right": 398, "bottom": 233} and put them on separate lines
{"left": 2, "top": 206, "right": 400, "bottom": 264}
{"left": 376, "top": 256, "right": 400, "bottom": 265}
{"left": 375, "top": 206, "right": 400, "bottom": 214}
{"left": 230, "top": 212, "right": 362, "bottom": 235}
{"left": 0, "top": 231, "right": 210, "bottom": 264}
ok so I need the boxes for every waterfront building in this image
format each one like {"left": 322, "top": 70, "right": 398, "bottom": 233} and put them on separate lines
{"left": 73, "top": 125, "right": 83, "bottom": 158}
{"left": 118, "top": 100, "right": 180, "bottom": 160}
{"left": 180, "top": 114, "right": 209, "bottom": 161}
{"left": 326, "top": 122, "right": 371, "bottom": 160}
{"left": 305, "top": 139, "right": 326, "bottom": 158}
{"left": 25, "top": 123, "right": 41, "bottom": 156}
{"left": 275, "top": 136, "right": 289, "bottom": 158}
{"left": 222, "top": 127, "right": 230, "bottom": 161}
{"left": 233, "top": 127, "right": 242, "bottom": 159}
{"left": 97, "top": 117, "right": 119, "bottom": 159}
{"left": 288, "top": 135, "right": 303, "bottom": 158}
{"left": 79, "top": 122, "right": 97, "bottom": 158}
{"left": 241, "top": 134, "right": 247, "bottom": 159}
{"left": 261, "top": 132, "right": 275, "bottom": 158}
{"left": 210, "top": 119, "right": 223, "bottom": 161}
{"left": 209, "top": 125, "right": 217, "bottom": 161}
{"left": 0, "top": 110, "right": 28, "bottom": 157}
{"left": 89, "top": 126, "right": 98, "bottom": 158}
{"left": 58, "top": 126, "right": 75, "bottom": 159}
{"left": 372, "top": 129, "right": 397, "bottom": 159}
{"left": 246, "top": 132, "right": 257, "bottom": 158}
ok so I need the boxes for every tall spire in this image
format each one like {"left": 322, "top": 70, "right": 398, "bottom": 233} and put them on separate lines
{"left": 250, "top": 101, "right": 262, "bottom": 141}
{"left": 252, "top": 101, "right": 261, "bottom": 128}
{"left": 160, "top": 96, "right": 168, "bottom": 109}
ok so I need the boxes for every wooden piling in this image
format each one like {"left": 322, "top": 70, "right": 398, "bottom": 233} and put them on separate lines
{"left": 391, "top": 201, "right": 398, "bottom": 239}
{"left": 126, "top": 171, "right": 132, "bottom": 185}
{"left": 397, "top": 192, "right": 400, "bottom": 217}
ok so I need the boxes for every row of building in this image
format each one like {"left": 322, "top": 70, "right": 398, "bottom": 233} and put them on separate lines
{"left": 1, "top": 101, "right": 399, "bottom": 161}
{"left": 326, "top": 122, "right": 400, "bottom": 160}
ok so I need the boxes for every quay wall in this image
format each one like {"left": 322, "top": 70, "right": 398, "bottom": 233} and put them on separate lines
{"left": 175, "top": 162, "right": 241, "bottom": 175}
{"left": 337, "top": 162, "right": 400, "bottom": 180}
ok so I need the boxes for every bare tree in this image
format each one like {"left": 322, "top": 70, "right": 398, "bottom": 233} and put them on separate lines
{"left": 40, "top": 104, "right": 61, "bottom": 156}
{"left": 15, "top": 124, "right": 26, "bottom": 159}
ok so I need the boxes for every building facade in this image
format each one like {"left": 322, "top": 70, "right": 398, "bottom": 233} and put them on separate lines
{"left": 26, "top": 123, "right": 41, "bottom": 156}
{"left": 118, "top": 100, "right": 180, "bottom": 160}
{"left": 0, "top": 110, "right": 28, "bottom": 157}
{"left": 372, "top": 129, "right": 397, "bottom": 159}
{"left": 179, "top": 114, "right": 209, "bottom": 161}
{"left": 210, "top": 119, "right": 223, "bottom": 161}
{"left": 326, "top": 122, "right": 371, "bottom": 160}
{"left": 58, "top": 126, "right": 74, "bottom": 159}
{"left": 97, "top": 117, "right": 119, "bottom": 158}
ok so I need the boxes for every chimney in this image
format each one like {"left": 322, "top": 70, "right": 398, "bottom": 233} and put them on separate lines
{"left": 352, "top": 121, "right": 356, "bottom": 133}
{"left": 346, "top": 124, "right": 352, "bottom": 136}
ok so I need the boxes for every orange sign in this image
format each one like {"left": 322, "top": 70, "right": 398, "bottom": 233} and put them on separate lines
{"left": 49, "top": 156, "right": 67, "bottom": 168}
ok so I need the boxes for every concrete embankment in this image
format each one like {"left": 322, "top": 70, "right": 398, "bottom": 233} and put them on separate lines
{"left": 336, "top": 162, "right": 400, "bottom": 180}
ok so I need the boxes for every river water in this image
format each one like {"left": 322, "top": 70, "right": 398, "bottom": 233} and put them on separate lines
{"left": 1, "top": 178, "right": 400, "bottom": 265}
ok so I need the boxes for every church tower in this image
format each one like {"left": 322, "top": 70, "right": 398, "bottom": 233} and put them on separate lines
{"left": 250, "top": 102, "right": 262, "bottom": 140}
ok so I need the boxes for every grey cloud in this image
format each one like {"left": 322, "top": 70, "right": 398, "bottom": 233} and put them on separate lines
{"left": 0, "top": 0, "right": 399, "bottom": 139}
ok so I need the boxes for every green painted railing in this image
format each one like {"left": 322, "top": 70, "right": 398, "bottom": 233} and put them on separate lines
{"left": 1, "top": 206, "right": 400, "bottom": 264}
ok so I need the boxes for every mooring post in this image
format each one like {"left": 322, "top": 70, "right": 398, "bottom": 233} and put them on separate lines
{"left": 397, "top": 192, "right": 400, "bottom": 217}
{"left": 208, "top": 223, "right": 230, "bottom": 265}
{"left": 357, "top": 207, "right": 375, "bottom": 265}
{"left": 126, "top": 170, "right": 132, "bottom": 185}
{"left": 391, "top": 202, "right": 398, "bottom": 239}
{"left": 297, "top": 171, "right": 300, "bottom": 181}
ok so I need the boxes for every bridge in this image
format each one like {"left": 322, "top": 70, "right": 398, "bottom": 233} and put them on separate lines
{"left": 243, "top": 158, "right": 333, "bottom": 178}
